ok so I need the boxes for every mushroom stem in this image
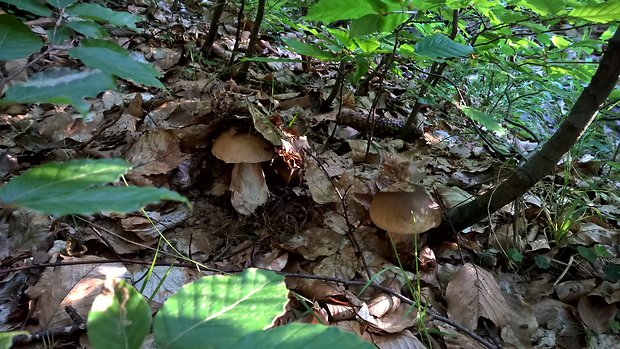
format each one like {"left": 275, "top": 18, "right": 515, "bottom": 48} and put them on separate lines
{"left": 230, "top": 162, "right": 269, "bottom": 215}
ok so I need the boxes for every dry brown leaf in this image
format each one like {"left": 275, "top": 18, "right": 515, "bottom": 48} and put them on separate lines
{"left": 500, "top": 292, "right": 538, "bottom": 348}
{"left": 445, "top": 263, "right": 510, "bottom": 330}
{"left": 25, "top": 256, "right": 127, "bottom": 329}
{"left": 555, "top": 278, "right": 597, "bottom": 303}
{"left": 577, "top": 295, "right": 617, "bottom": 335}
{"left": 124, "top": 129, "right": 187, "bottom": 177}
{"left": 131, "top": 266, "right": 198, "bottom": 308}
{"left": 531, "top": 298, "right": 580, "bottom": 337}
{"left": 357, "top": 302, "right": 417, "bottom": 333}
{"left": 373, "top": 329, "right": 427, "bottom": 349}
{"left": 280, "top": 228, "right": 342, "bottom": 260}
{"left": 437, "top": 323, "right": 487, "bottom": 349}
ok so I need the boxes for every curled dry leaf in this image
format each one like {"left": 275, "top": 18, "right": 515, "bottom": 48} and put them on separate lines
{"left": 445, "top": 262, "right": 510, "bottom": 330}
{"left": 25, "top": 256, "right": 128, "bottom": 329}
{"left": 124, "top": 129, "right": 187, "bottom": 177}
{"left": 372, "top": 329, "right": 428, "bottom": 349}
{"left": 577, "top": 295, "right": 617, "bottom": 335}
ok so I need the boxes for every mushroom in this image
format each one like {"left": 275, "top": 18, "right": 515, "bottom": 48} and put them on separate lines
{"left": 211, "top": 127, "right": 273, "bottom": 215}
{"left": 369, "top": 184, "right": 442, "bottom": 239}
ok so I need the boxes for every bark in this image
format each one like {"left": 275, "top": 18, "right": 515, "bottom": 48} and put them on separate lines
{"left": 438, "top": 27, "right": 620, "bottom": 233}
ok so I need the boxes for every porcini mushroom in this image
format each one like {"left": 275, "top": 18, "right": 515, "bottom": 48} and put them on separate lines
{"left": 369, "top": 184, "right": 442, "bottom": 237}
{"left": 212, "top": 127, "right": 273, "bottom": 215}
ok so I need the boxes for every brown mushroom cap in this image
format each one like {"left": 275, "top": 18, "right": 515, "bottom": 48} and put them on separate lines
{"left": 369, "top": 185, "right": 443, "bottom": 235}
{"left": 212, "top": 127, "right": 273, "bottom": 163}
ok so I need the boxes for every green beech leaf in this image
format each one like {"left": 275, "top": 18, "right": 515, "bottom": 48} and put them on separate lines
{"left": 282, "top": 38, "right": 339, "bottom": 61}
{"left": 153, "top": 268, "right": 288, "bottom": 349}
{"left": 0, "top": 331, "right": 29, "bottom": 349}
{"left": 3, "top": 67, "right": 115, "bottom": 114}
{"left": 415, "top": 33, "right": 474, "bottom": 58}
{"left": 460, "top": 107, "right": 506, "bottom": 134}
{"left": 0, "top": 159, "right": 188, "bottom": 216}
{"left": 65, "top": 20, "right": 108, "bottom": 38}
{"left": 305, "top": 0, "right": 380, "bottom": 22}
{"left": 0, "top": 0, "right": 51, "bottom": 16}
{"left": 569, "top": 1, "right": 620, "bottom": 23}
{"left": 46, "top": 26, "right": 74, "bottom": 45}
{"left": 69, "top": 39, "right": 164, "bottom": 88}
{"left": 47, "top": 0, "right": 78, "bottom": 9}
{"left": 235, "top": 323, "right": 375, "bottom": 349}
{"left": 88, "top": 279, "right": 151, "bottom": 349}
{"left": 66, "top": 3, "right": 142, "bottom": 30}
{"left": 350, "top": 12, "right": 407, "bottom": 36}
{"left": 0, "top": 14, "right": 43, "bottom": 60}
{"left": 520, "top": 0, "right": 567, "bottom": 16}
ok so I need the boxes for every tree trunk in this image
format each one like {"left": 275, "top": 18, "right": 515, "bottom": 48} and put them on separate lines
{"left": 437, "top": 27, "right": 620, "bottom": 233}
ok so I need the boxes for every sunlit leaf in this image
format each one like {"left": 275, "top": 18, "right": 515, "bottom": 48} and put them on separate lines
{"left": 0, "top": 159, "right": 188, "bottom": 216}
{"left": 415, "top": 34, "right": 473, "bottom": 58}
{"left": 282, "top": 38, "right": 339, "bottom": 61}
{"left": 305, "top": 0, "right": 381, "bottom": 22}
{"left": 569, "top": 1, "right": 620, "bottom": 23}
{"left": 88, "top": 279, "right": 151, "bottom": 349}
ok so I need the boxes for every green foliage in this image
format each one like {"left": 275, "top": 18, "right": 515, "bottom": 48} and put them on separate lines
{"left": 88, "top": 269, "right": 373, "bottom": 349}
{"left": 506, "top": 248, "right": 523, "bottom": 263}
{"left": 534, "top": 255, "right": 551, "bottom": 269}
{"left": 88, "top": 279, "right": 151, "bottom": 349}
{"left": 0, "top": 331, "right": 29, "bottom": 349}
{"left": 577, "top": 244, "right": 613, "bottom": 263}
{"left": 0, "top": 0, "right": 163, "bottom": 114}
{"left": 0, "top": 14, "right": 43, "bottom": 60}
{"left": 415, "top": 34, "right": 474, "bottom": 58}
{"left": 3, "top": 68, "right": 116, "bottom": 114}
{"left": 0, "top": 159, "right": 189, "bottom": 216}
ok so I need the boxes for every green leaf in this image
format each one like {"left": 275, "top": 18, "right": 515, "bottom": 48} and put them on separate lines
{"left": 534, "top": 255, "right": 550, "bottom": 269}
{"left": 47, "top": 26, "right": 74, "bottom": 45}
{"left": 153, "top": 268, "right": 288, "bottom": 349}
{"left": 66, "top": 3, "right": 142, "bottom": 30}
{"left": 0, "top": 159, "right": 129, "bottom": 204}
{"left": 0, "top": 159, "right": 188, "bottom": 216}
{"left": 0, "top": 14, "right": 43, "bottom": 60}
{"left": 577, "top": 245, "right": 598, "bottom": 263}
{"left": 0, "top": 0, "right": 51, "bottom": 16}
{"left": 65, "top": 20, "right": 108, "bottom": 38}
{"left": 569, "top": 1, "right": 620, "bottom": 23}
{"left": 415, "top": 33, "right": 473, "bottom": 58}
{"left": 88, "top": 279, "right": 151, "bottom": 349}
{"left": 305, "top": 0, "right": 380, "bottom": 22}
{"left": 0, "top": 331, "right": 29, "bottom": 349}
{"left": 602, "top": 263, "right": 620, "bottom": 282}
{"left": 520, "top": 0, "right": 567, "bottom": 16}
{"left": 17, "top": 186, "right": 189, "bottom": 216}
{"left": 281, "top": 38, "right": 339, "bottom": 61}
{"left": 236, "top": 323, "right": 375, "bottom": 349}
{"left": 69, "top": 39, "right": 164, "bottom": 88}
{"left": 460, "top": 107, "right": 506, "bottom": 134}
{"left": 507, "top": 248, "right": 523, "bottom": 263}
{"left": 47, "top": 0, "right": 78, "bottom": 9}
{"left": 350, "top": 12, "right": 407, "bottom": 36}
{"left": 3, "top": 67, "right": 115, "bottom": 114}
